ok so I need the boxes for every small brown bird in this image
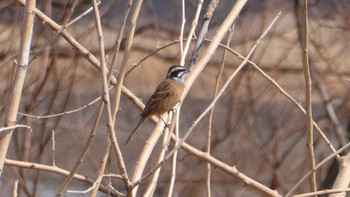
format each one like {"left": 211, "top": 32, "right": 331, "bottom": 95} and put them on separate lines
{"left": 124, "top": 65, "right": 190, "bottom": 145}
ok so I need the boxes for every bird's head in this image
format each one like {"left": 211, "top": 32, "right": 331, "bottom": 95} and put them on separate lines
{"left": 166, "top": 65, "right": 190, "bottom": 82}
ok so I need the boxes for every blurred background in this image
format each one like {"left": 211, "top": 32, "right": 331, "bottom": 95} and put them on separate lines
{"left": 0, "top": 0, "right": 349, "bottom": 196}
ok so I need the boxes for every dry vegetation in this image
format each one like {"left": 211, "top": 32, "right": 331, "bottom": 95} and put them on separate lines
{"left": 0, "top": 0, "right": 350, "bottom": 196}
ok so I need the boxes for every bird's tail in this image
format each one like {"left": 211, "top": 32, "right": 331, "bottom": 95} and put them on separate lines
{"left": 124, "top": 117, "right": 146, "bottom": 145}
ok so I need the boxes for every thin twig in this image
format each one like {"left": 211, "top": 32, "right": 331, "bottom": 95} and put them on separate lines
{"left": 0, "top": 125, "right": 32, "bottom": 133}
{"left": 90, "top": 132, "right": 112, "bottom": 197}
{"left": 168, "top": 111, "right": 179, "bottom": 197}
{"left": 18, "top": 94, "right": 101, "bottom": 119}
{"left": 12, "top": 179, "right": 19, "bottom": 197}
{"left": 187, "top": 0, "right": 219, "bottom": 70}
{"left": 67, "top": 174, "right": 124, "bottom": 195}
{"left": 292, "top": 188, "right": 350, "bottom": 197}
{"left": 166, "top": 0, "right": 187, "bottom": 195}
{"left": 66, "top": 1, "right": 102, "bottom": 27}
{"left": 181, "top": 0, "right": 203, "bottom": 65}
{"left": 91, "top": 0, "right": 133, "bottom": 195}
{"left": 109, "top": 0, "right": 145, "bottom": 195}
{"left": 179, "top": 0, "right": 186, "bottom": 65}
{"left": 90, "top": 0, "right": 130, "bottom": 191}
{"left": 300, "top": 0, "right": 317, "bottom": 191}
{"left": 51, "top": 130, "right": 56, "bottom": 167}
{"left": 111, "top": 0, "right": 133, "bottom": 120}
{"left": 5, "top": 159, "right": 117, "bottom": 195}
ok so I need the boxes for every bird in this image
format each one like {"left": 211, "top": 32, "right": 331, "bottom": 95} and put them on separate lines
{"left": 124, "top": 65, "right": 190, "bottom": 145}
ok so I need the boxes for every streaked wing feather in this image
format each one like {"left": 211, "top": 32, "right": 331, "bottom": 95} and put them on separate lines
{"left": 142, "top": 80, "right": 171, "bottom": 116}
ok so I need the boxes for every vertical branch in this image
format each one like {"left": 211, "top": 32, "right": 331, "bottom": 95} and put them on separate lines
{"left": 51, "top": 130, "right": 56, "bottom": 167}
{"left": 112, "top": 0, "right": 143, "bottom": 128}
{"left": 0, "top": 0, "right": 36, "bottom": 176}
{"left": 110, "top": 0, "right": 145, "bottom": 193}
{"left": 90, "top": 0, "right": 130, "bottom": 190}
{"left": 181, "top": 0, "right": 203, "bottom": 66}
{"left": 165, "top": 0, "right": 187, "bottom": 194}
{"left": 301, "top": 0, "right": 317, "bottom": 192}
{"left": 167, "top": 111, "right": 180, "bottom": 197}
{"left": 111, "top": 0, "right": 133, "bottom": 120}
{"left": 179, "top": 0, "right": 186, "bottom": 65}
{"left": 57, "top": 0, "right": 132, "bottom": 195}
{"left": 187, "top": 0, "right": 219, "bottom": 70}
{"left": 91, "top": 0, "right": 133, "bottom": 196}
{"left": 12, "top": 179, "right": 19, "bottom": 197}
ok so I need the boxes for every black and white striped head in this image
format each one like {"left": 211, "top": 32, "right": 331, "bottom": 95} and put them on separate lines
{"left": 166, "top": 65, "right": 190, "bottom": 82}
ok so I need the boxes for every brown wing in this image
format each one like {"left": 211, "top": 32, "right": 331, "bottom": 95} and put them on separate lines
{"left": 141, "top": 79, "right": 172, "bottom": 117}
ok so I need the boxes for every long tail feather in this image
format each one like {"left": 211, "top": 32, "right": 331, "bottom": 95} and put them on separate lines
{"left": 124, "top": 117, "right": 146, "bottom": 145}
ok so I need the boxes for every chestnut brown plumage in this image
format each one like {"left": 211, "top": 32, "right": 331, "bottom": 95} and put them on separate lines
{"left": 124, "top": 65, "right": 190, "bottom": 145}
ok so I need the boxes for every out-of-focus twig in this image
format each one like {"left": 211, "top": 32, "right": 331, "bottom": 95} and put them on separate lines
{"left": 312, "top": 68, "right": 347, "bottom": 146}
{"left": 206, "top": 21, "right": 236, "bottom": 197}
{"left": 56, "top": 100, "right": 105, "bottom": 195}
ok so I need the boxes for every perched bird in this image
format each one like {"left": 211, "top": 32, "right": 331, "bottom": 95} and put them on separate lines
{"left": 124, "top": 65, "right": 190, "bottom": 145}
